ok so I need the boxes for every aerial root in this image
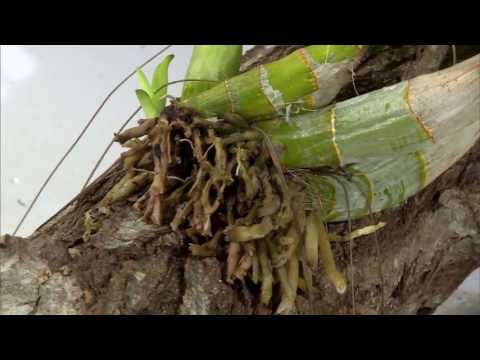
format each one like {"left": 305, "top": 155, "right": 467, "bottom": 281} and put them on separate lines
{"left": 317, "top": 219, "right": 347, "bottom": 294}
{"left": 233, "top": 242, "right": 255, "bottom": 280}
{"left": 275, "top": 263, "right": 296, "bottom": 315}
{"left": 305, "top": 214, "right": 319, "bottom": 270}
{"left": 83, "top": 104, "right": 379, "bottom": 314}
{"left": 258, "top": 240, "right": 274, "bottom": 305}
{"left": 226, "top": 242, "right": 242, "bottom": 283}
{"left": 329, "top": 222, "right": 386, "bottom": 242}
{"left": 190, "top": 229, "right": 223, "bottom": 257}
{"left": 114, "top": 117, "right": 157, "bottom": 144}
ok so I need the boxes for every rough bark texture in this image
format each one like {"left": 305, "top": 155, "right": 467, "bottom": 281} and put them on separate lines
{"left": 1, "top": 45, "right": 479, "bottom": 315}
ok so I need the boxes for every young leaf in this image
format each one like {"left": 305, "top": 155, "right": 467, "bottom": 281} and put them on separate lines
{"left": 136, "top": 89, "right": 158, "bottom": 118}
{"left": 137, "top": 68, "right": 152, "bottom": 96}
{"left": 151, "top": 54, "right": 175, "bottom": 112}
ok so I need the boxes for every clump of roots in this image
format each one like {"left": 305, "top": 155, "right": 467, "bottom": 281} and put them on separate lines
{"left": 85, "top": 103, "right": 351, "bottom": 314}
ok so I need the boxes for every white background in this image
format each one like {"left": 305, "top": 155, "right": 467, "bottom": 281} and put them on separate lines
{"left": 1, "top": 45, "right": 478, "bottom": 314}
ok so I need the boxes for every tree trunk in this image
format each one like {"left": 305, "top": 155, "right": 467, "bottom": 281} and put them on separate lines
{"left": 1, "top": 45, "right": 479, "bottom": 315}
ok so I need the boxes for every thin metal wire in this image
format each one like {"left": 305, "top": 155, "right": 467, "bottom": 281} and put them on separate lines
{"left": 12, "top": 45, "right": 173, "bottom": 236}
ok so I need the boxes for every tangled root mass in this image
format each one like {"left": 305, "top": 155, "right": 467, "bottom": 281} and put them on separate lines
{"left": 84, "top": 103, "right": 345, "bottom": 314}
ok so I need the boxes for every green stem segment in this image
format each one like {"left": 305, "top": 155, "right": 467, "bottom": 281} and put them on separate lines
{"left": 291, "top": 55, "right": 480, "bottom": 221}
{"left": 181, "top": 45, "right": 243, "bottom": 100}
{"left": 181, "top": 45, "right": 363, "bottom": 121}
{"left": 257, "top": 81, "right": 434, "bottom": 168}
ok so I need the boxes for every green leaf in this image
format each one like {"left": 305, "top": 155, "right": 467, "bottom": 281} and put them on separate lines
{"left": 151, "top": 54, "right": 175, "bottom": 112}
{"left": 137, "top": 68, "right": 152, "bottom": 96}
{"left": 152, "top": 54, "right": 174, "bottom": 91}
{"left": 136, "top": 89, "right": 158, "bottom": 118}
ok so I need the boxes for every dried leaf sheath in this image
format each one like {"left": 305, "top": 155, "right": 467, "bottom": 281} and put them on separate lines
{"left": 258, "top": 82, "right": 433, "bottom": 168}
{"left": 297, "top": 55, "right": 480, "bottom": 221}
{"left": 258, "top": 55, "right": 480, "bottom": 169}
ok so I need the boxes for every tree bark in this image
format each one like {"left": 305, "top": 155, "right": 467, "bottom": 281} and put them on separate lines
{"left": 1, "top": 45, "right": 479, "bottom": 315}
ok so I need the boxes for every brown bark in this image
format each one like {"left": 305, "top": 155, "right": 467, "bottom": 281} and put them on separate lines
{"left": 1, "top": 45, "right": 479, "bottom": 315}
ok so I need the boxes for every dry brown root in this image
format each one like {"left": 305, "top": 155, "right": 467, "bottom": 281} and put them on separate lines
{"left": 114, "top": 117, "right": 157, "bottom": 144}
{"left": 190, "top": 230, "right": 223, "bottom": 257}
{"left": 83, "top": 104, "right": 367, "bottom": 314}
{"left": 226, "top": 242, "right": 242, "bottom": 283}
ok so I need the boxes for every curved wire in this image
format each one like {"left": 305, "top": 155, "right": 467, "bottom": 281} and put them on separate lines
{"left": 12, "top": 45, "right": 173, "bottom": 236}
